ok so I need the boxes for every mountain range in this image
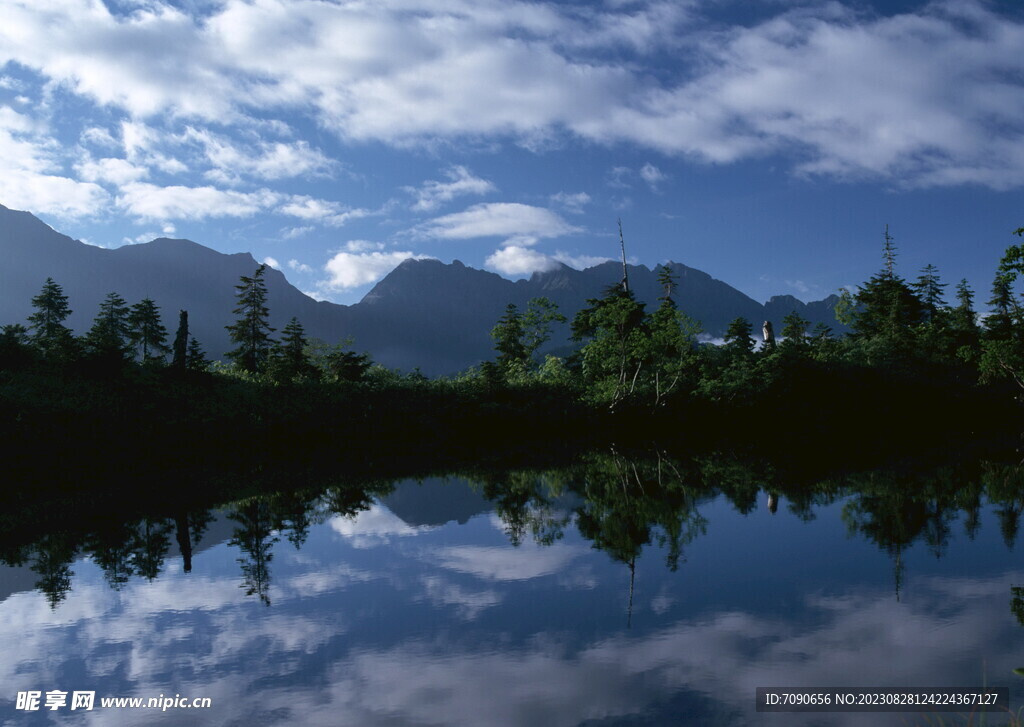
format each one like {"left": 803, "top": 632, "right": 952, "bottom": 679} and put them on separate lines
{"left": 0, "top": 204, "right": 844, "bottom": 375}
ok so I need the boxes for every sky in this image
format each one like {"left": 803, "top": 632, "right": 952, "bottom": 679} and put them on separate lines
{"left": 1, "top": 0, "right": 1023, "bottom": 307}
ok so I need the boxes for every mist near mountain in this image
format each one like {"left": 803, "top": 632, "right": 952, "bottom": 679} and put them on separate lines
{"left": 0, "top": 204, "right": 843, "bottom": 375}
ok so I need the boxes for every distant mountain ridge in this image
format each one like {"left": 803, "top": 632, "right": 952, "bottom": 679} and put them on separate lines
{"left": 0, "top": 204, "right": 844, "bottom": 375}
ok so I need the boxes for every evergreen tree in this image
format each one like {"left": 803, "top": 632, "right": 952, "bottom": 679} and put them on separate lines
{"left": 657, "top": 263, "right": 678, "bottom": 306}
{"left": 723, "top": 317, "right": 755, "bottom": 358}
{"left": 84, "top": 292, "right": 133, "bottom": 363}
{"left": 270, "top": 318, "right": 317, "bottom": 382}
{"left": 186, "top": 337, "right": 210, "bottom": 373}
{"left": 225, "top": 264, "right": 275, "bottom": 374}
{"left": 28, "top": 278, "right": 76, "bottom": 359}
{"left": 949, "top": 278, "right": 980, "bottom": 359}
{"left": 851, "top": 228, "right": 924, "bottom": 341}
{"left": 980, "top": 245, "right": 1024, "bottom": 389}
{"left": 911, "top": 264, "right": 947, "bottom": 324}
{"left": 128, "top": 298, "right": 170, "bottom": 363}
{"left": 781, "top": 311, "right": 810, "bottom": 346}
{"left": 491, "top": 304, "right": 528, "bottom": 370}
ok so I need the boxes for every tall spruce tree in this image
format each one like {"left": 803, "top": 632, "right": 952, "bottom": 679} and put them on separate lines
{"left": 225, "top": 264, "right": 275, "bottom": 374}
{"left": 28, "top": 278, "right": 76, "bottom": 359}
{"left": 84, "top": 292, "right": 133, "bottom": 363}
{"left": 270, "top": 317, "right": 316, "bottom": 382}
{"left": 128, "top": 298, "right": 170, "bottom": 363}
{"left": 852, "top": 227, "right": 924, "bottom": 340}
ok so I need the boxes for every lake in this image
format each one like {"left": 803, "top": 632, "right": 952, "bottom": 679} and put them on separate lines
{"left": 2, "top": 449, "right": 1023, "bottom": 726}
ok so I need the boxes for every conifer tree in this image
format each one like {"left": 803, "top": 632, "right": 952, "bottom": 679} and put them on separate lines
{"left": 851, "top": 227, "right": 924, "bottom": 340}
{"left": 781, "top": 311, "right": 810, "bottom": 345}
{"left": 84, "top": 292, "right": 133, "bottom": 363}
{"left": 28, "top": 278, "right": 76, "bottom": 359}
{"left": 270, "top": 317, "right": 316, "bottom": 382}
{"left": 128, "top": 298, "right": 170, "bottom": 363}
{"left": 186, "top": 337, "right": 209, "bottom": 373}
{"left": 723, "top": 317, "right": 755, "bottom": 358}
{"left": 225, "top": 264, "right": 275, "bottom": 374}
{"left": 911, "top": 264, "right": 947, "bottom": 324}
{"left": 491, "top": 304, "right": 528, "bottom": 370}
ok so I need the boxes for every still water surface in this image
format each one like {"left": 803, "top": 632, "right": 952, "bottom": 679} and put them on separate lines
{"left": 2, "top": 454, "right": 1024, "bottom": 726}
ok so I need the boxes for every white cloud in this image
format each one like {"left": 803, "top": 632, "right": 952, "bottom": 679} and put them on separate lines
{"left": 0, "top": 1, "right": 1020, "bottom": 188}
{"left": 116, "top": 182, "right": 278, "bottom": 221}
{"left": 549, "top": 191, "right": 590, "bottom": 214}
{"left": 427, "top": 543, "right": 586, "bottom": 582}
{"left": 407, "top": 165, "right": 496, "bottom": 212}
{"left": 0, "top": 115, "right": 110, "bottom": 218}
{"left": 420, "top": 203, "right": 580, "bottom": 242}
{"left": 322, "top": 250, "right": 433, "bottom": 291}
{"left": 187, "top": 128, "right": 334, "bottom": 181}
{"left": 75, "top": 156, "right": 148, "bottom": 185}
{"left": 485, "top": 245, "right": 560, "bottom": 277}
{"left": 279, "top": 196, "right": 370, "bottom": 226}
{"left": 288, "top": 258, "right": 313, "bottom": 273}
{"left": 343, "top": 240, "right": 385, "bottom": 253}
{"left": 281, "top": 226, "right": 313, "bottom": 240}
{"left": 263, "top": 256, "right": 281, "bottom": 269}
{"left": 639, "top": 162, "right": 667, "bottom": 190}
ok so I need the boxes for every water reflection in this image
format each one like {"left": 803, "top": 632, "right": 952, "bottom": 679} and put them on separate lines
{"left": 1, "top": 450, "right": 1024, "bottom": 725}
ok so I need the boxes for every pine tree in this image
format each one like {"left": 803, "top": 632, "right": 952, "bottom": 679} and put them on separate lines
{"left": 657, "top": 263, "right": 677, "bottom": 306}
{"left": 84, "top": 292, "right": 133, "bottom": 363}
{"left": 225, "top": 264, "right": 275, "bottom": 374}
{"left": 949, "top": 279, "right": 980, "bottom": 357}
{"left": 781, "top": 311, "right": 810, "bottom": 345}
{"left": 28, "top": 278, "right": 76, "bottom": 359}
{"left": 911, "top": 264, "right": 947, "bottom": 324}
{"left": 491, "top": 304, "right": 528, "bottom": 370}
{"left": 852, "top": 227, "right": 924, "bottom": 340}
{"left": 723, "top": 317, "right": 755, "bottom": 358}
{"left": 269, "top": 318, "right": 316, "bottom": 382}
{"left": 128, "top": 298, "right": 170, "bottom": 363}
{"left": 186, "top": 337, "right": 209, "bottom": 373}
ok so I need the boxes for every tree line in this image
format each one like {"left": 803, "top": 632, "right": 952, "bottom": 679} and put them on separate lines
{"left": 1, "top": 226, "right": 1023, "bottom": 454}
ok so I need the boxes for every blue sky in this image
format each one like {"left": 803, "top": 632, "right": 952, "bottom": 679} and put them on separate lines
{"left": 1, "top": 0, "right": 1022, "bottom": 306}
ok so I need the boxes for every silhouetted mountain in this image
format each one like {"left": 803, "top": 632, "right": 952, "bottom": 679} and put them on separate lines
{"left": 0, "top": 204, "right": 846, "bottom": 375}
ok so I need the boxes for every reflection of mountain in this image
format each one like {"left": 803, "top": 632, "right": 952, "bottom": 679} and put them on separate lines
{"left": 0, "top": 512, "right": 237, "bottom": 604}
{"left": 381, "top": 478, "right": 494, "bottom": 527}
{"left": 0, "top": 203, "right": 846, "bottom": 375}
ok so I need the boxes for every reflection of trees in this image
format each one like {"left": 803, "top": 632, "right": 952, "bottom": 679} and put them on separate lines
{"left": 473, "top": 471, "right": 570, "bottom": 547}
{"left": 229, "top": 499, "right": 278, "bottom": 606}
{"left": 131, "top": 518, "right": 173, "bottom": 581}
{"left": 573, "top": 451, "right": 707, "bottom": 572}
{"left": 5, "top": 450, "right": 1024, "bottom": 606}
{"left": 31, "top": 533, "right": 75, "bottom": 609}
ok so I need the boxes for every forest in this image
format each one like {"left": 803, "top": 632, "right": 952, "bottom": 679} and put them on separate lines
{"left": 2, "top": 228, "right": 1024, "bottom": 474}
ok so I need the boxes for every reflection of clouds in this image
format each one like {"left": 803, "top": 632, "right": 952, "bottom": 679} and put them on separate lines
{"left": 238, "top": 574, "right": 1024, "bottom": 727}
{"left": 5, "top": 539, "right": 1024, "bottom": 727}
{"left": 328, "top": 505, "right": 434, "bottom": 548}
{"left": 418, "top": 575, "right": 503, "bottom": 621}
{"left": 280, "top": 564, "right": 379, "bottom": 599}
{"left": 427, "top": 543, "right": 587, "bottom": 581}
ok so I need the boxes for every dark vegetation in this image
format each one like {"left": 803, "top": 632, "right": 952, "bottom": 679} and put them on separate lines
{"left": 2, "top": 225, "right": 1024, "bottom": 473}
